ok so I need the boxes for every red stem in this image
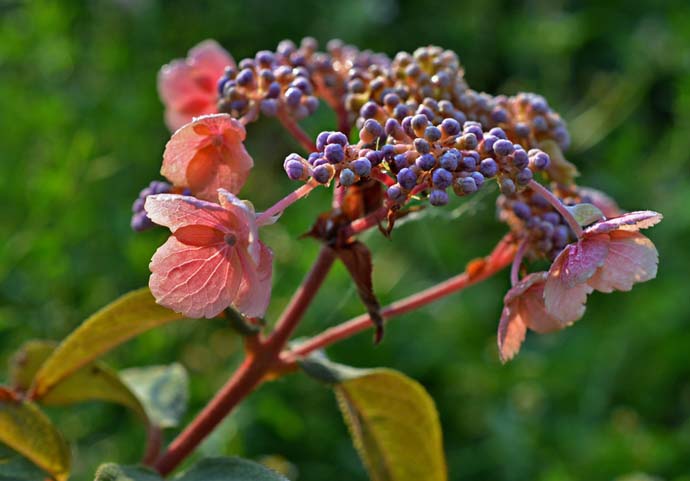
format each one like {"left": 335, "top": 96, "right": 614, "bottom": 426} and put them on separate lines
{"left": 142, "top": 425, "right": 163, "bottom": 465}
{"left": 154, "top": 247, "right": 336, "bottom": 475}
{"left": 343, "top": 206, "right": 388, "bottom": 238}
{"left": 281, "top": 235, "right": 517, "bottom": 362}
{"left": 277, "top": 110, "right": 316, "bottom": 153}
{"left": 528, "top": 180, "right": 583, "bottom": 238}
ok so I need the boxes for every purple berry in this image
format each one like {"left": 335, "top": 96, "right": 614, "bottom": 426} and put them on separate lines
{"left": 394, "top": 153, "right": 409, "bottom": 170}
{"left": 429, "top": 189, "right": 449, "bottom": 206}
{"left": 424, "top": 126, "right": 442, "bottom": 142}
{"left": 515, "top": 122, "right": 530, "bottom": 137}
{"left": 458, "top": 176, "right": 478, "bottom": 194}
{"left": 493, "top": 139, "right": 514, "bottom": 157}
{"left": 463, "top": 121, "right": 483, "bottom": 139}
{"left": 327, "top": 132, "right": 349, "bottom": 146}
{"left": 489, "top": 127, "right": 507, "bottom": 139}
{"left": 414, "top": 138, "right": 430, "bottom": 154}
{"left": 459, "top": 133, "right": 478, "bottom": 150}
{"left": 441, "top": 118, "right": 461, "bottom": 136}
{"left": 366, "top": 150, "right": 384, "bottom": 165}
{"left": 266, "top": 82, "right": 281, "bottom": 99}
{"left": 439, "top": 151, "right": 459, "bottom": 170}
{"left": 131, "top": 211, "right": 154, "bottom": 232}
{"left": 324, "top": 143, "right": 345, "bottom": 164}
{"left": 397, "top": 168, "right": 417, "bottom": 190}
{"left": 381, "top": 145, "right": 395, "bottom": 160}
{"left": 339, "top": 168, "right": 356, "bottom": 186}
{"left": 363, "top": 119, "right": 384, "bottom": 138}
{"left": 529, "top": 150, "right": 551, "bottom": 170}
{"left": 416, "top": 153, "right": 436, "bottom": 170}
{"left": 387, "top": 184, "right": 406, "bottom": 203}
{"left": 500, "top": 178, "right": 516, "bottom": 195}
{"left": 516, "top": 168, "right": 533, "bottom": 185}
{"left": 285, "top": 159, "right": 305, "bottom": 180}
{"left": 260, "top": 99, "right": 278, "bottom": 116}
{"left": 360, "top": 101, "right": 379, "bottom": 119}
{"left": 351, "top": 158, "right": 372, "bottom": 177}
{"left": 236, "top": 68, "right": 255, "bottom": 87}
{"left": 512, "top": 201, "right": 531, "bottom": 220}
{"left": 411, "top": 114, "right": 429, "bottom": 133}
{"left": 491, "top": 108, "right": 509, "bottom": 123}
{"left": 312, "top": 165, "right": 332, "bottom": 184}
{"left": 542, "top": 212, "right": 561, "bottom": 225}
{"left": 432, "top": 168, "right": 453, "bottom": 189}
{"left": 460, "top": 155, "right": 477, "bottom": 171}
{"left": 479, "top": 158, "right": 498, "bottom": 178}
{"left": 132, "top": 197, "right": 145, "bottom": 213}
{"left": 284, "top": 87, "right": 302, "bottom": 107}
{"left": 482, "top": 134, "right": 498, "bottom": 154}
{"left": 513, "top": 148, "right": 529, "bottom": 169}
{"left": 316, "top": 132, "right": 330, "bottom": 151}
{"left": 471, "top": 172, "right": 485, "bottom": 188}
{"left": 553, "top": 225, "right": 569, "bottom": 247}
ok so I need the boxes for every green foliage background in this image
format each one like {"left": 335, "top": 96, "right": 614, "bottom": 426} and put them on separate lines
{"left": 1, "top": 0, "right": 689, "bottom": 479}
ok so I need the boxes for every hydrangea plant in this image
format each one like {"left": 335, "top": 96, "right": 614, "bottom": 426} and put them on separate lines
{"left": 0, "top": 38, "right": 661, "bottom": 481}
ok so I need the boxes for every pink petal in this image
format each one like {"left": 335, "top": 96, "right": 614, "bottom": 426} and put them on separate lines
{"left": 557, "top": 235, "right": 609, "bottom": 288}
{"left": 217, "top": 189, "right": 260, "bottom": 261}
{"left": 144, "top": 194, "right": 232, "bottom": 233}
{"left": 544, "top": 250, "right": 593, "bottom": 324}
{"left": 233, "top": 242, "right": 273, "bottom": 318}
{"left": 149, "top": 236, "right": 242, "bottom": 318}
{"left": 161, "top": 114, "right": 253, "bottom": 200}
{"left": 586, "top": 211, "right": 663, "bottom": 235}
{"left": 158, "top": 40, "right": 233, "bottom": 131}
{"left": 517, "top": 282, "right": 563, "bottom": 334}
{"left": 587, "top": 231, "right": 659, "bottom": 293}
{"left": 497, "top": 305, "right": 527, "bottom": 363}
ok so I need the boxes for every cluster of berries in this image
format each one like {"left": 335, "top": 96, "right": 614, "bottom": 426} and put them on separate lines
{"left": 131, "top": 181, "right": 172, "bottom": 231}
{"left": 217, "top": 38, "right": 388, "bottom": 122}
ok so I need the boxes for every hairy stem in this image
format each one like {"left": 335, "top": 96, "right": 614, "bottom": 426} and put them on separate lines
{"left": 280, "top": 235, "right": 516, "bottom": 363}
{"left": 277, "top": 110, "right": 317, "bottom": 152}
{"left": 257, "top": 180, "right": 318, "bottom": 225}
{"left": 528, "top": 180, "right": 583, "bottom": 237}
{"left": 153, "top": 247, "right": 336, "bottom": 475}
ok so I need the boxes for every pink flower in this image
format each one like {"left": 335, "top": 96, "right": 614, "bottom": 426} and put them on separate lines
{"left": 144, "top": 189, "right": 273, "bottom": 319}
{"left": 544, "top": 210, "right": 662, "bottom": 323}
{"left": 158, "top": 39, "right": 234, "bottom": 131}
{"left": 497, "top": 272, "right": 564, "bottom": 362}
{"left": 161, "top": 114, "right": 253, "bottom": 201}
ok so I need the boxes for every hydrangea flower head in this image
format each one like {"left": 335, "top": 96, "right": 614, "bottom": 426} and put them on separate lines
{"left": 161, "top": 114, "right": 253, "bottom": 201}
{"left": 145, "top": 189, "right": 272, "bottom": 319}
{"left": 544, "top": 210, "right": 662, "bottom": 323}
{"left": 158, "top": 39, "right": 234, "bottom": 131}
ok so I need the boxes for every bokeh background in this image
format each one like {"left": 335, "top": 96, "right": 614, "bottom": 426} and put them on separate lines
{"left": 2, "top": 0, "right": 690, "bottom": 480}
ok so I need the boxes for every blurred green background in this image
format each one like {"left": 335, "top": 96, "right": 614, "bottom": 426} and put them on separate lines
{"left": 1, "top": 0, "right": 689, "bottom": 480}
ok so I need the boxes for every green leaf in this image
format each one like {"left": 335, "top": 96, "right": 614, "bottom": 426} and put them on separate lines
{"left": 0, "top": 388, "right": 70, "bottom": 481}
{"left": 93, "top": 463, "right": 163, "bottom": 481}
{"left": 334, "top": 368, "right": 447, "bottom": 481}
{"left": 175, "top": 457, "right": 288, "bottom": 481}
{"left": 32, "top": 288, "right": 186, "bottom": 399}
{"left": 0, "top": 445, "right": 50, "bottom": 481}
{"left": 120, "top": 364, "right": 189, "bottom": 428}
{"left": 566, "top": 203, "right": 605, "bottom": 226}
{"left": 10, "top": 341, "right": 146, "bottom": 421}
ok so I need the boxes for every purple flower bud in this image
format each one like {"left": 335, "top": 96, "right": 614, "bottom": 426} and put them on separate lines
{"left": 460, "top": 155, "right": 477, "bottom": 171}
{"left": 340, "top": 168, "right": 356, "bottom": 186}
{"left": 285, "top": 159, "right": 305, "bottom": 180}
{"left": 439, "top": 151, "right": 459, "bottom": 170}
{"left": 256, "top": 50, "right": 275, "bottom": 66}
{"left": 266, "top": 82, "right": 281, "bottom": 99}
{"left": 385, "top": 118, "right": 402, "bottom": 137}
{"left": 381, "top": 144, "right": 395, "bottom": 160}
{"left": 432, "top": 168, "right": 453, "bottom": 189}
{"left": 515, "top": 122, "right": 530, "bottom": 137}
{"left": 458, "top": 133, "right": 478, "bottom": 150}
{"left": 411, "top": 114, "right": 429, "bottom": 134}
{"left": 313, "top": 158, "right": 328, "bottom": 167}
{"left": 531, "top": 194, "right": 549, "bottom": 209}
{"left": 529, "top": 150, "right": 551, "bottom": 170}
{"left": 394, "top": 153, "right": 409, "bottom": 170}
{"left": 516, "top": 168, "right": 533, "bottom": 185}
{"left": 363, "top": 119, "right": 384, "bottom": 138}
{"left": 260, "top": 99, "right": 278, "bottom": 116}
{"left": 512, "top": 201, "right": 531, "bottom": 220}
{"left": 387, "top": 184, "right": 406, "bottom": 203}
{"left": 553, "top": 225, "right": 569, "bottom": 247}
{"left": 493, "top": 139, "right": 514, "bottom": 157}
{"left": 491, "top": 108, "right": 509, "bottom": 123}
{"left": 532, "top": 115, "right": 548, "bottom": 132}
{"left": 312, "top": 165, "right": 332, "bottom": 184}
{"left": 351, "top": 158, "right": 372, "bottom": 177}
{"left": 367, "top": 150, "right": 384, "bottom": 165}
{"left": 540, "top": 221, "right": 555, "bottom": 237}
{"left": 360, "top": 101, "right": 379, "bottom": 119}
{"left": 471, "top": 172, "right": 485, "bottom": 188}
{"left": 479, "top": 158, "right": 498, "bottom": 178}
{"left": 482, "top": 134, "right": 498, "bottom": 154}
{"left": 304, "top": 96, "right": 319, "bottom": 114}
{"left": 429, "top": 189, "right": 449, "bottom": 206}
{"left": 542, "top": 212, "right": 561, "bottom": 225}
{"left": 217, "top": 77, "right": 230, "bottom": 95}
{"left": 458, "top": 176, "right": 478, "bottom": 194}
{"left": 530, "top": 96, "right": 548, "bottom": 113}
{"left": 416, "top": 106, "right": 435, "bottom": 121}
{"left": 393, "top": 104, "right": 410, "bottom": 120}
{"left": 401, "top": 116, "right": 414, "bottom": 137}
{"left": 441, "top": 118, "right": 461, "bottom": 136}
{"left": 424, "top": 126, "right": 442, "bottom": 142}
{"left": 131, "top": 211, "right": 154, "bottom": 232}
{"left": 284, "top": 87, "right": 302, "bottom": 107}
{"left": 383, "top": 93, "right": 401, "bottom": 107}
{"left": 416, "top": 153, "right": 436, "bottom": 171}
{"left": 500, "top": 178, "right": 516, "bottom": 195}
{"left": 513, "top": 148, "right": 529, "bottom": 169}
{"left": 236, "top": 68, "right": 255, "bottom": 87}
{"left": 327, "top": 132, "right": 349, "bottom": 146}
{"left": 324, "top": 143, "right": 345, "bottom": 164}
{"left": 463, "top": 121, "right": 484, "bottom": 139}
{"left": 307, "top": 152, "right": 320, "bottom": 164}
{"left": 397, "top": 168, "right": 417, "bottom": 190}
{"left": 489, "top": 127, "right": 507, "bottom": 139}
{"left": 132, "top": 197, "right": 145, "bottom": 213}
{"left": 414, "top": 138, "right": 430, "bottom": 154}
{"left": 316, "top": 132, "right": 330, "bottom": 151}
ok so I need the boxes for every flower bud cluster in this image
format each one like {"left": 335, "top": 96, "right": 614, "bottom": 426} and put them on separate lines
{"left": 131, "top": 181, "right": 173, "bottom": 231}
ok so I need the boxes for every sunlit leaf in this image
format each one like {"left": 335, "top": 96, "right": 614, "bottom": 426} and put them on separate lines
{"left": 32, "top": 288, "right": 186, "bottom": 399}
{"left": 176, "top": 457, "right": 288, "bottom": 481}
{"left": 94, "top": 463, "right": 163, "bottom": 481}
{"left": 566, "top": 203, "right": 604, "bottom": 227}
{"left": 10, "top": 340, "right": 146, "bottom": 420}
{"left": 0, "top": 388, "right": 70, "bottom": 481}
{"left": 0, "top": 444, "right": 50, "bottom": 481}
{"left": 120, "top": 364, "right": 189, "bottom": 428}
{"left": 334, "top": 368, "right": 447, "bottom": 481}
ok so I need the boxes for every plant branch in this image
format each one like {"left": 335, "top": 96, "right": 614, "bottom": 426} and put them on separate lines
{"left": 153, "top": 247, "right": 336, "bottom": 475}
{"left": 257, "top": 180, "right": 318, "bottom": 225}
{"left": 277, "top": 110, "right": 316, "bottom": 153}
{"left": 280, "top": 234, "right": 517, "bottom": 363}
{"left": 528, "top": 180, "right": 583, "bottom": 237}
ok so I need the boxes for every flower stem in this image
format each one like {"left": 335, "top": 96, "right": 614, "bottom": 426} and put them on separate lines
{"left": 510, "top": 239, "right": 528, "bottom": 286}
{"left": 257, "top": 180, "right": 318, "bottom": 225}
{"left": 528, "top": 180, "right": 583, "bottom": 237}
{"left": 277, "top": 110, "right": 316, "bottom": 152}
{"left": 281, "top": 234, "right": 516, "bottom": 363}
{"left": 153, "top": 247, "right": 336, "bottom": 475}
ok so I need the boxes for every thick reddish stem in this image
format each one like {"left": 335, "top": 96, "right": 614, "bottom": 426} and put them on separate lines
{"left": 257, "top": 180, "right": 318, "bottom": 225}
{"left": 343, "top": 206, "right": 388, "bottom": 238}
{"left": 281, "top": 235, "right": 516, "bottom": 362}
{"left": 277, "top": 110, "right": 316, "bottom": 153}
{"left": 142, "top": 425, "right": 163, "bottom": 465}
{"left": 154, "top": 247, "right": 336, "bottom": 475}
{"left": 510, "top": 239, "right": 528, "bottom": 286}
{"left": 529, "top": 180, "right": 583, "bottom": 237}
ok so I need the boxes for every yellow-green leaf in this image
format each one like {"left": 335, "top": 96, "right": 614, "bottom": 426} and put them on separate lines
{"left": 334, "top": 369, "right": 447, "bottom": 481}
{"left": 93, "top": 463, "right": 163, "bottom": 481}
{"left": 32, "top": 288, "right": 186, "bottom": 399}
{"left": 566, "top": 203, "right": 604, "bottom": 227}
{"left": 10, "top": 341, "right": 146, "bottom": 421}
{"left": 0, "top": 388, "right": 70, "bottom": 481}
